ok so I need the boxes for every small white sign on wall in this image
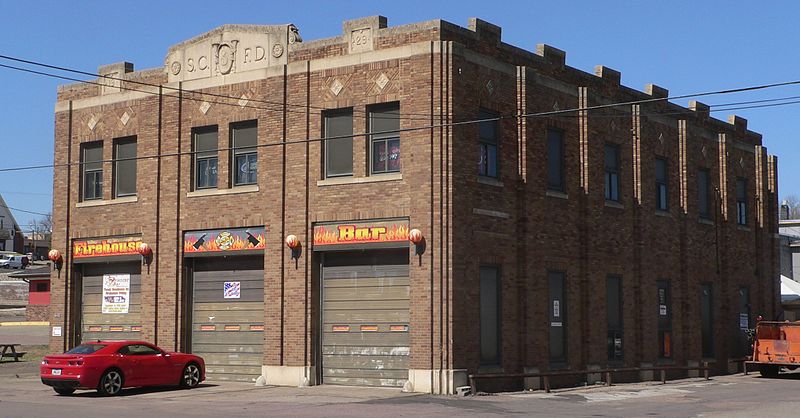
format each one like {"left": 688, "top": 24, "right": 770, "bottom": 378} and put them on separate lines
{"left": 224, "top": 281, "right": 241, "bottom": 299}
{"left": 739, "top": 313, "right": 749, "bottom": 329}
{"left": 52, "top": 326, "right": 62, "bottom": 337}
{"left": 553, "top": 300, "right": 560, "bottom": 318}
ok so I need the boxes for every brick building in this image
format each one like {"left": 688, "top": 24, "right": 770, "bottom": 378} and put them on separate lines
{"left": 49, "top": 16, "right": 779, "bottom": 393}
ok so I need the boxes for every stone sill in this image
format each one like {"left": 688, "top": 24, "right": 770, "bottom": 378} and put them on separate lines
{"left": 604, "top": 200, "right": 624, "bottom": 210}
{"left": 187, "top": 185, "right": 259, "bottom": 198}
{"left": 317, "top": 173, "right": 402, "bottom": 186}
{"left": 546, "top": 190, "right": 568, "bottom": 200}
{"left": 472, "top": 208, "right": 510, "bottom": 219}
{"left": 699, "top": 218, "right": 714, "bottom": 225}
{"left": 76, "top": 196, "right": 138, "bottom": 208}
{"left": 654, "top": 210, "right": 670, "bottom": 217}
{"left": 477, "top": 176, "right": 504, "bottom": 188}
{"left": 477, "top": 365, "right": 504, "bottom": 374}
{"left": 737, "top": 225, "right": 751, "bottom": 232}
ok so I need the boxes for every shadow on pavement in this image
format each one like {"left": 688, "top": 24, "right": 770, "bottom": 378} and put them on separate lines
{"left": 64, "top": 383, "right": 220, "bottom": 398}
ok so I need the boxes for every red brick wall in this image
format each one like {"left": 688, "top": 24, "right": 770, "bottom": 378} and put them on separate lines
{"left": 48, "top": 17, "right": 778, "bottom": 389}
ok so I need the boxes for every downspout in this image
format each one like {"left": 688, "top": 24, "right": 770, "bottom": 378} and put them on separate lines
{"left": 62, "top": 100, "right": 73, "bottom": 352}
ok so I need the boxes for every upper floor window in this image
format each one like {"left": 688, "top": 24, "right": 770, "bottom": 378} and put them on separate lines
{"left": 113, "top": 137, "right": 137, "bottom": 198}
{"left": 736, "top": 178, "right": 747, "bottom": 225}
{"left": 604, "top": 144, "right": 620, "bottom": 201}
{"left": 369, "top": 103, "right": 401, "bottom": 174}
{"left": 547, "top": 129, "right": 565, "bottom": 192}
{"left": 231, "top": 121, "right": 258, "bottom": 186}
{"left": 655, "top": 157, "right": 668, "bottom": 211}
{"left": 698, "top": 169, "right": 711, "bottom": 219}
{"left": 193, "top": 127, "right": 218, "bottom": 190}
{"left": 81, "top": 142, "right": 103, "bottom": 201}
{"left": 324, "top": 109, "right": 353, "bottom": 178}
{"left": 478, "top": 109, "right": 498, "bottom": 178}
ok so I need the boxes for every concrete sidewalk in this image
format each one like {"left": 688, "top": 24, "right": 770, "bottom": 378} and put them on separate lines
{"left": 3, "top": 368, "right": 800, "bottom": 417}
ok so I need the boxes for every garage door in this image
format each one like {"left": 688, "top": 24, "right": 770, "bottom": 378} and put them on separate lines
{"left": 322, "top": 249, "right": 410, "bottom": 387}
{"left": 191, "top": 257, "right": 264, "bottom": 382}
{"left": 80, "top": 262, "right": 142, "bottom": 343}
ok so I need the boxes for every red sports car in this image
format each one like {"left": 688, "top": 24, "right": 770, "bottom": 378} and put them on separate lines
{"left": 40, "top": 340, "right": 205, "bottom": 396}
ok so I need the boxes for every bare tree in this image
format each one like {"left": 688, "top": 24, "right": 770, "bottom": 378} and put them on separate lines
{"left": 780, "top": 195, "right": 800, "bottom": 220}
{"left": 26, "top": 212, "right": 52, "bottom": 260}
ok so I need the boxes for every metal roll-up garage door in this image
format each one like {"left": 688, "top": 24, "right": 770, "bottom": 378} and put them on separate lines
{"left": 322, "top": 249, "right": 410, "bottom": 387}
{"left": 80, "top": 262, "right": 142, "bottom": 343}
{"left": 191, "top": 257, "right": 264, "bottom": 382}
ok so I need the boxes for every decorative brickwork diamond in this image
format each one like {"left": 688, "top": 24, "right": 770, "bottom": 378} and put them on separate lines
{"left": 199, "top": 101, "right": 211, "bottom": 114}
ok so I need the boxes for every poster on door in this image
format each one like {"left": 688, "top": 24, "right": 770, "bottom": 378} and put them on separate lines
{"left": 102, "top": 274, "right": 130, "bottom": 314}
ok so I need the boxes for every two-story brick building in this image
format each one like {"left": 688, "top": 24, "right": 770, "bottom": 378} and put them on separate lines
{"left": 49, "top": 16, "right": 779, "bottom": 393}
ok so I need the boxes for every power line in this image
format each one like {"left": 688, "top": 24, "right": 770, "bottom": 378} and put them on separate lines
{"left": 0, "top": 204, "right": 49, "bottom": 217}
{"left": 0, "top": 56, "right": 798, "bottom": 172}
{"left": 0, "top": 94, "right": 797, "bottom": 173}
{"left": 0, "top": 54, "right": 434, "bottom": 121}
{"left": 1, "top": 93, "right": 796, "bottom": 174}
{"left": 0, "top": 190, "right": 52, "bottom": 197}
{"left": 0, "top": 62, "right": 351, "bottom": 121}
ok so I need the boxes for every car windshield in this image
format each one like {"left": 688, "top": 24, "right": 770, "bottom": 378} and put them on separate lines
{"left": 65, "top": 344, "right": 107, "bottom": 354}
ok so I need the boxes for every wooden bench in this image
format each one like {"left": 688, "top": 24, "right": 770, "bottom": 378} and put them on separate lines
{"left": 0, "top": 344, "right": 25, "bottom": 362}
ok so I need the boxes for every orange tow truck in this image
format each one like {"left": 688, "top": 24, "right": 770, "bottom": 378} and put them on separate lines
{"left": 749, "top": 319, "right": 800, "bottom": 377}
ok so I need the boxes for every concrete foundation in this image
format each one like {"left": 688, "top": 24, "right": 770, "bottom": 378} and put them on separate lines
{"left": 261, "top": 365, "right": 316, "bottom": 387}
{"left": 407, "top": 369, "right": 468, "bottom": 394}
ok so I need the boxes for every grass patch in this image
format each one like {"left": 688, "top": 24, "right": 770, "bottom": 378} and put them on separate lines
{"left": 0, "top": 344, "right": 49, "bottom": 363}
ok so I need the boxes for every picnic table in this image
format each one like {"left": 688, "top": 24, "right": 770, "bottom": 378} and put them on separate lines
{"left": 0, "top": 344, "right": 25, "bottom": 361}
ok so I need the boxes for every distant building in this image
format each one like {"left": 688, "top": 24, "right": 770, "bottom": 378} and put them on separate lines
{"left": 780, "top": 219, "right": 800, "bottom": 283}
{"left": 23, "top": 232, "right": 51, "bottom": 260}
{"left": 0, "top": 194, "right": 23, "bottom": 253}
{"left": 9, "top": 266, "right": 51, "bottom": 322}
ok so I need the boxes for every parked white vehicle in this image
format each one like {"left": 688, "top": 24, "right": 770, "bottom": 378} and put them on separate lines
{"left": 0, "top": 255, "right": 28, "bottom": 269}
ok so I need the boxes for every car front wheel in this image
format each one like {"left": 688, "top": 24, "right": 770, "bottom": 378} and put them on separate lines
{"left": 53, "top": 387, "right": 75, "bottom": 395}
{"left": 180, "top": 363, "right": 201, "bottom": 388}
{"left": 97, "top": 369, "right": 124, "bottom": 396}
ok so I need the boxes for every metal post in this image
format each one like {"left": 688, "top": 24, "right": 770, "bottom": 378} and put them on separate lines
{"left": 661, "top": 369, "right": 666, "bottom": 384}
{"left": 606, "top": 371, "right": 612, "bottom": 386}
{"left": 703, "top": 362, "right": 710, "bottom": 380}
{"left": 469, "top": 376, "right": 475, "bottom": 396}
{"left": 544, "top": 376, "right": 551, "bottom": 393}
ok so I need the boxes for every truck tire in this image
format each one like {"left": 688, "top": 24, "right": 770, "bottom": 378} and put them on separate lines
{"left": 759, "top": 364, "right": 779, "bottom": 378}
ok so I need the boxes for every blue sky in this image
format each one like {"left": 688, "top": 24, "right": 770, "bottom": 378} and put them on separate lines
{"left": 1, "top": 1, "right": 798, "bottom": 228}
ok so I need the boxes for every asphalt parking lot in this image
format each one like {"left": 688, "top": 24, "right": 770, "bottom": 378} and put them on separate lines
{"left": 3, "top": 356, "right": 800, "bottom": 418}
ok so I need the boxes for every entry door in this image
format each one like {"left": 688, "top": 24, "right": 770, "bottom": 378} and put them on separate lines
{"left": 79, "top": 262, "right": 142, "bottom": 343}
{"left": 190, "top": 257, "right": 264, "bottom": 382}
{"left": 321, "top": 249, "right": 410, "bottom": 387}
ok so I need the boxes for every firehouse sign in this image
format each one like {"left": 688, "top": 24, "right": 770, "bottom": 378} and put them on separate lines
{"left": 73, "top": 237, "right": 142, "bottom": 259}
{"left": 313, "top": 219, "right": 409, "bottom": 248}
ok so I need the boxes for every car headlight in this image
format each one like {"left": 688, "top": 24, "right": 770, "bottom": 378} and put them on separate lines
{"left": 41, "top": 360, "right": 48, "bottom": 365}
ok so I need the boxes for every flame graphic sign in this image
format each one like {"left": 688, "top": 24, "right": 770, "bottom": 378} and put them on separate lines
{"left": 313, "top": 219, "right": 409, "bottom": 248}
{"left": 73, "top": 236, "right": 142, "bottom": 258}
{"left": 184, "top": 227, "right": 266, "bottom": 254}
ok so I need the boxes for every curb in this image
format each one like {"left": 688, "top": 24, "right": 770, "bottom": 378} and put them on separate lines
{"left": 0, "top": 322, "right": 49, "bottom": 327}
